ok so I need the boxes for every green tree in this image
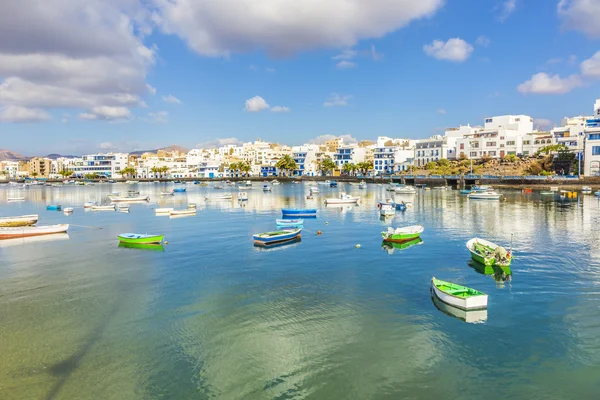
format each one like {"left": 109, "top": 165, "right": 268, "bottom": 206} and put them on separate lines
{"left": 239, "top": 161, "right": 252, "bottom": 177}
{"left": 275, "top": 155, "right": 297, "bottom": 176}
{"left": 228, "top": 162, "right": 239, "bottom": 177}
{"left": 437, "top": 158, "right": 450, "bottom": 168}
{"left": 319, "top": 157, "right": 337, "bottom": 176}
{"left": 356, "top": 161, "right": 373, "bottom": 176}
{"left": 503, "top": 154, "right": 519, "bottom": 163}
{"left": 342, "top": 162, "right": 356, "bottom": 176}
{"left": 537, "top": 144, "right": 568, "bottom": 155}
{"left": 59, "top": 169, "right": 73, "bottom": 178}
{"left": 480, "top": 154, "right": 493, "bottom": 165}
{"left": 120, "top": 167, "right": 136, "bottom": 178}
{"left": 425, "top": 162, "right": 438, "bottom": 171}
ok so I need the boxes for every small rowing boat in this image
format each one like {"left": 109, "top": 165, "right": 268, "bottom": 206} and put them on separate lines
{"left": 63, "top": 208, "right": 74, "bottom": 214}
{"left": 173, "top": 188, "right": 187, "bottom": 193}
{"left": 282, "top": 208, "right": 317, "bottom": 217}
{"left": 91, "top": 205, "right": 116, "bottom": 211}
{"left": 46, "top": 205, "right": 61, "bottom": 211}
{"left": 170, "top": 209, "right": 196, "bottom": 217}
{"left": 276, "top": 219, "right": 303, "bottom": 228}
{"left": 108, "top": 195, "right": 150, "bottom": 202}
{"left": 431, "top": 277, "right": 488, "bottom": 311}
{"left": 431, "top": 290, "right": 488, "bottom": 323}
{"left": 84, "top": 202, "right": 97, "bottom": 208}
{"left": 467, "top": 191, "right": 501, "bottom": 200}
{"left": 381, "top": 225, "right": 424, "bottom": 243}
{"left": 325, "top": 192, "right": 360, "bottom": 205}
{"left": 160, "top": 191, "right": 174, "bottom": 196}
{"left": 118, "top": 233, "right": 164, "bottom": 244}
{"left": 379, "top": 202, "right": 395, "bottom": 217}
{"left": 466, "top": 237, "right": 512, "bottom": 267}
{"left": 253, "top": 228, "right": 302, "bottom": 246}
{"left": 205, "top": 194, "right": 232, "bottom": 200}
{"left": 263, "top": 185, "right": 272, "bottom": 192}
{"left": 116, "top": 205, "right": 130, "bottom": 212}
{"left": 238, "top": 192, "right": 248, "bottom": 201}
{"left": 155, "top": 207, "right": 174, "bottom": 215}
{"left": 0, "top": 214, "right": 39, "bottom": 227}
{"left": 0, "top": 224, "right": 69, "bottom": 239}
{"left": 395, "top": 186, "right": 416, "bottom": 194}
{"left": 7, "top": 197, "right": 25, "bottom": 202}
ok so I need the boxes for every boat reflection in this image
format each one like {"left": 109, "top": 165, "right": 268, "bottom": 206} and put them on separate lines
{"left": 118, "top": 242, "right": 165, "bottom": 252}
{"left": 431, "top": 290, "right": 488, "bottom": 324}
{"left": 0, "top": 233, "right": 70, "bottom": 248}
{"left": 253, "top": 236, "right": 301, "bottom": 251}
{"left": 468, "top": 260, "right": 512, "bottom": 285}
{"left": 381, "top": 237, "right": 423, "bottom": 255}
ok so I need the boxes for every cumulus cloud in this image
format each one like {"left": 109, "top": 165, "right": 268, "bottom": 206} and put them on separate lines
{"left": 581, "top": 51, "right": 600, "bottom": 78}
{"left": 245, "top": 96, "right": 270, "bottom": 112}
{"left": 146, "top": 84, "right": 157, "bottom": 95}
{"left": 517, "top": 73, "right": 582, "bottom": 94}
{"left": 497, "top": 0, "right": 517, "bottom": 22}
{"left": 271, "top": 106, "right": 290, "bottom": 113}
{"left": 0, "top": 105, "right": 51, "bottom": 122}
{"left": 423, "top": 38, "right": 474, "bottom": 62}
{"left": 558, "top": 0, "right": 600, "bottom": 38}
{"left": 308, "top": 134, "right": 359, "bottom": 144}
{"left": 534, "top": 118, "right": 555, "bottom": 130}
{"left": 0, "top": 0, "right": 155, "bottom": 124}
{"left": 78, "top": 106, "right": 132, "bottom": 121}
{"left": 324, "top": 93, "right": 352, "bottom": 107}
{"left": 155, "top": 0, "right": 444, "bottom": 57}
{"left": 475, "top": 36, "right": 491, "bottom": 47}
{"left": 162, "top": 94, "right": 181, "bottom": 104}
{"left": 142, "top": 110, "right": 169, "bottom": 123}
{"left": 336, "top": 60, "right": 356, "bottom": 69}
{"left": 196, "top": 137, "right": 242, "bottom": 149}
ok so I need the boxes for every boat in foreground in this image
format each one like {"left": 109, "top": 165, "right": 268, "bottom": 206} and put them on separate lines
{"left": 282, "top": 208, "right": 317, "bottom": 217}
{"left": 382, "top": 225, "right": 424, "bottom": 243}
{"left": 119, "top": 242, "right": 165, "bottom": 251}
{"left": 118, "top": 233, "right": 164, "bottom": 244}
{"left": 325, "top": 192, "right": 360, "bottom": 205}
{"left": 466, "top": 237, "right": 512, "bottom": 267}
{"left": 276, "top": 219, "right": 303, "bottom": 228}
{"left": 381, "top": 237, "right": 423, "bottom": 254}
{"left": 0, "top": 224, "right": 69, "bottom": 239}
{"left": 0, "top": 214, "right": 39, "bottom": 227}
{"left": 253, "top": 228, "right": 302, "bottom": 246}
{"left": 431, "top": 277, "right": 488, "bottom": 311}
{"left": 431, "top": 290, "right": 488, "bottom": 323}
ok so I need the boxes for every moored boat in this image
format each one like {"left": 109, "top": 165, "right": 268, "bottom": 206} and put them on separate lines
{"left": 173, "top": 188, "right": 187, "bottom": 193}
{"left": 108, "top": 195, "right": 150, "bottom": 202}
{"left": 160, "top": 191, "right": 174, "bottom": 196}
{"left": 459, "top": 189, "right": 472, "bottom": 195}
{"left": 46, "top": 205, "right": 61, "bottom": 211}
{"left": 205, "top": 194, "right": 232, "bottom": 200}
{"left": 155, "top": 207, "right": 174, "bottom": 215}
{"left": 84, "top": 201, "right": 97, "bottom": 208}
{"left": 325, "top": 192, "right": 360, "bottom": 205}
{"left": 253, "top": 228, "right": 302, "bottom": 246}
{"left": 379, "top": 202, "right": 395, "bottom": 217}
{"left": 91, "top": 205, "right": 116, "bottom": 211}
{"left": 431, "top": 277, "right": 488, "bottom": 311}
{"left": 263, "top": 184, "right": 272, "bottom": 192}
{"left": 170, "top": 209, "right": 196, "bottom": 217}
{"left": 358, "top": 181, "right": 367, "bottom": 189}
{"left": 381, "top": 225, "right": 424, "bottom": 243}
{"left": 381, "top": 237, "right": 423, "bottom": 254}
{"left": 466, "top": 237, "right": 512, "bottom": 267}
{"left": 238, "top": 192, "right": 248, "bottom": 201}
{"left": 395, "top": 185, "right": 416, "bottom": 194}
{"left": 467, "top": 191, "right": 502, "bottom": 200}
{"left": 7, "top": 197, "right": 26, "bottom": 202}
{"left": 0, "top": 214, "right": 39, "bottom": 227}
{"left": 63, "top": 207, "right": 74, "bottom": 214}
{"left": 118, "top": 233, "right": 164, "bottom": 244}
{"left": 116, "top": 205, "right": 130, "bottom": 212}
{"left": 275, "top": 219, "right": 303, "bottom": 228}
{"left": 582, "top": 186, "right": 592, "bottom": 194}
{"left": 329, "top": 181, "right": 338, "bottom": 188}
{"left": 431, "top": 290, "right": 488, "bottom": 323}
{"left": 282, "top": 208, "right": 317, "bottom": 217}
{"left": 0, "top": 224, "right": 69, "bottom": 239}
{"left": 317, "top": 180, "right": 331, "bottom": 186}
{"left": 272, "top": 180, "right": 281, "bottom": 185}
{"left": 309, "top": 186, "right": 319, "bottom": 193}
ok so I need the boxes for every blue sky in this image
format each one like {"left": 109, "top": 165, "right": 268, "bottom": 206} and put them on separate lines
{"left": 0, "top": 0, "right": 599, "bottom": 155}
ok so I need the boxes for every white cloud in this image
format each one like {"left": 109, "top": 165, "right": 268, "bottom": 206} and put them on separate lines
{"left": 196, "top": 137, "right": 241, "bottom": 149}
{"left": 517, "top": 72, "right": 582, "bottom": 94}
{"left": 144, "top": 110, "right": 169, "bottom": 123}
{"left": 0, "top": 105, "right": 51, "bottom": 122}
{"left": 475, "top": 36, "right": 491, "bottom": 47}
{"left": 498, "top": 0, "right": 517, "bottom": 22}
{"left": 78, "top": 106, "right": 132, "bottom": 121}
{"left": 333, "top": 49, "right": 358, "bottom": 60}
{"left": 324, "top": 93, "right": 352, "bottom": 107}
{"left": 146, "top": 84, "right": 157, "bottom": 95}
{"left": 558, "top": 0, "right": 600, "bottom": 38}
{"left": 245, "top": 96, "right": 270, "bottom": 112}
{"left": 423, "top": 38, "right": 474, "bottom": 62}
{"left": 336, "top": 60, "right": 356, "bottom": 69}
{"left": 581, "top": 51, "right": 600, "bottom": 78}
{"left": 271, "top": 106, "right": 290, "bottom": 112}
{"left": 308, "top": 134, "right": 358, "bottom": 144}
{"left": 99, "top": 142, "right": 118, "bottom": 150}
{"left": 0, "top": 0, "right": 155, "bottom": 124}
{"left": 437, "top": 108, "right": 447, "bottom": 115}
{"left": 155, "top": 0, "right": 444, "bottom": 57}
{"left": 370, "top": 44, "right": 384, "bottom": 61}
{"left": 534, "top": 118, "right": 555, "bottom": 130}
{"left": 162, "top": 94, "right": 182, "bottom": 104}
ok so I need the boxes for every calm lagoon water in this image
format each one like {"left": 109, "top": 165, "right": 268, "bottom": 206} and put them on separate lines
{"left": 1, "top": 182, "right": 600, "bottom": 399}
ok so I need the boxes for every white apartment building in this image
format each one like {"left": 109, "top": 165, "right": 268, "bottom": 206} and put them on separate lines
{"left": 483, "top": 115, "right": 534, "bottom": 134}
{"left": 137, "top": 155, "right": 187, "bottom": 178}
{"left": 584, "top": 99, "right": 600, "bottom": 175}
{"left": 333, "top": 143, "right": 366, "bottom": 168}
{"left": 292, "top": 144, "right": 320, "bottom": 176}
{"left": 414, "top": 135, "right": 456, "bottom": 167}
{"left": 0, "top": 161, "right": 19, "bottom": 178}
{"left": 521, "top": 133, "right": 553, "bottom": 156}
{"left": 373, "top": 136, "right": 415, "bottom": 174}
{"left": 70, "top": 153, "right": 128, "bottom": 178}
{"left": 550, "top": 116, "right": 586, "bottom": 153}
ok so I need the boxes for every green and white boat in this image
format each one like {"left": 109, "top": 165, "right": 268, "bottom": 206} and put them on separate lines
{"left": 381, "top": 225, "right": 424, "bottom": 243}
{"left": 118, "top": 233, "right": 164, "bottom": 244}
{"left": 431, "top": 290, "right": 488, "bottom": 323}
{"left": 382, "top": 237, "right": 423, "bottom": 254}
{"left": 466, "top": 238, "right": 512, "bottom": 267}
{"left": 431, "top": 277, "right": 488, "bottom": 311}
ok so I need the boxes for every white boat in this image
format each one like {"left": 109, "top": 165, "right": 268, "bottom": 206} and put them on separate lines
{"left": 170, "top": 209, "right": 196, "bottom": 217}
{"left": 0, "top": 214, "right": 39, "bottom": 227}
{"left": 238, "top": 192, "right": 248, "bottom": 201}
{"left": 467, "top": 191, "right": 502, "bottom": 200}
{"left": 125, "top": 180, "right": 139, "bottom": 184}
{"left": 0, "top": 224, "right": 69, "bottom": 239}
{"left": 205, "top": 194, "right": 232, "bottom": 200}
{"left": 431, "top": 277, "right": 488, "bottom": 311}
{"left": 116, "top": 205, "right": 130, "bottom": 212}
{"left": 7, "top": 197, "right": 25, "bottom": 202}
{"left": 272, "top": 180, "right": 281, "bottom": 185}
{"left": 84, "top": 202, "right": 97, "bottom": 208}
{"left": 582, "top": 186, "right": 592, "bottom": 194}
{"left": 263, "top": 185, "right": 272, "bottom": 192}
{"left": 155, "top": 208, "right": 174, "bottom": 215}
{"left": 359, "top": 181, "right": 367, "bottom": 189}
{"left": 325, "top": 192, "right": 360, "bottom": 205}
{"left": 238, "top": 185, "right": 252, "bottom": 190}
{"left": 91, "top": 205, "right": 116, "bottom": 211}
{"left": 433, "top": 186, "right": 449, "bottom": 190}
{"left": 0, "top": 233, "right": 69, "bottom": 247}
{"left": 63, "top": 208, "right": 74, "bottom": 214}
{"left": 386, "top": 184, "right": 399, "bottom": 192}
{"left": 317, "top": 180, "right": 331, "bottom": 186}
{"left": 379, "top": 203, "right": 395, "bottom": 217}
{"left": 160, "top": 191, "right": 174, "bottom": 196}
{"left": 108, "top": 195, "right": 150, "bottom": 202}
{"left": 309, "top": 186, "right": 319, "bottom": 193}
{"left": 214, "top": 184, "right": 224, "bottom": 189}
{"left": 395, "top": 186, "right": 416, "bottom": 194}
{"left": 431, "top": 292, "right": 488, "bottom": 323}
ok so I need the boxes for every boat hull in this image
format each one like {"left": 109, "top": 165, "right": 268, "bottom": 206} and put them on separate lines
{"left": 466, "top": 238, "right": 512, "bottom": 267}
{"left": 431, "top": 278, "right": 488, "bottom": 311}
{"left": 382, "top": 232, "right": 421, "bottom": 243}
{"left": 276, "top": 219, "right": 304, "bottom": 228}
{"left": 0, "top": 214, "right": 39, "bottom": 227}
{"left": 0, "top": 224, "right": 69, "bottom": 239}
{"left": 118, "top": 234, "right": 164, "bottom": 244}
{"left": 253, "top": 229, "right": 302, "bottom": 244}
{"left": 282, "top": 209, "right": 317, "bottom": 217}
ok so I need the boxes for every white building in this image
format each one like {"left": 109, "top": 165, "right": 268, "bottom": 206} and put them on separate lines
{"left": 483, "top": 115, "right": 533, "bottom": 134}
{"left": 521, "top": 133, "right": 553, "bottom": 156}
{"left": 292, "top": 144, "right": 320, "bottom": 176}
{"left": 414, "top": 135, "right": 456, "bottom": 167}
{"left": 584, "top": 100, "right": 600, "bottom": 175}
{"left": 333, "top": 144, "right": 366, "bottom": 168}
{"left": 373, "top": 136, "right": 415, "bottom": 174}
{"left": 70, "top": 153, "right": 128, "bottom": 178}
{"left": 0, "top": 161, "right": 19, "bottom": 178}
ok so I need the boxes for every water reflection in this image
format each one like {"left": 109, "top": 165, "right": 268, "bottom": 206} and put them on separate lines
{"left": 0, "top": 232, "right": 70, "bottom": 248}
{"left": 431, "top": 290, "right": 488, "bottom": 324}
{"left": 468, "top": 260, "right": 512, "bottom": 285}
{"left": 381, "top": 238, "right": 423, "bottom": 255}
{"left": 118, "top": 242, "right": 165, "bottom": 252}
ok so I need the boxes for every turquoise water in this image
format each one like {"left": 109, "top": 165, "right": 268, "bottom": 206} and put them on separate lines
{"left": 1, "top": 183, "right": 600, "bottom": 399}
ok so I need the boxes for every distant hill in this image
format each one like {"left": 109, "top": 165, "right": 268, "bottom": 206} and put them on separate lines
{"left": 0, "top": 149, "right": 28, "bottom": 161}
{"left": 130, "top": 144, "right": 189, "bottom": 156}
{"left": 45, "top": 153, "right": 79, "bottom": 160}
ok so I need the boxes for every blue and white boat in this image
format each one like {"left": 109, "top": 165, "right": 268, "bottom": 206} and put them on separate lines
{"left": 282, "top": 208, "right": 317, "bottom": 217}
{"left": 253, "top": 228, "right": 302, "bottom": 246}
{"left": 46, "top": 205, "right": 61, "bottom": 211}
{"left": 276, "top": 219, "right": 304, "bottom": 228}
{"left": 330, "top": 181, "right": 338, "bottom": 188}
{"left": 472, "top": 185, "right": 492, "bottom": 192}
{"left": 173, "top": 188, "right": 187, "bottom": 193}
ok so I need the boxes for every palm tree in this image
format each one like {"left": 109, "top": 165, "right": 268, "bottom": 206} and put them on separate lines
{"left": 342, "top": 162, "right": 356, "bottom": 176}
{"left": 239, "top": 161, "right": 252, "bottom": 177}
{"left": 357, "top": 161, "right": 373, "bottom": 177}
{"left": 120, "top": 167, "right": 136, "bottom": 179}
{"left": 59, "top": 169, "right": 73, "bottom": 178}
{"left": 229, "top": 162, "right": 239, "bottom": 178}
{"left": 275, "top": 155, "right": 297, "bottom": 177}
{"left": 320, "top": 157, "right": 336, "bottom": 176}
{"left": 160, "top": 166, "right": 169, "bottom": 178}
{"left": 150, "top": 166, "right": 159, "bottom": 178}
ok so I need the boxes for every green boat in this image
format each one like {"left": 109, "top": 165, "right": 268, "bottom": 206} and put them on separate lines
{"left": 466, "top": 237, "right": 512, "bottom": 267}
{"left": 118, "top": 233, "right": 164, "bottom": 244}
{"left": 118, "top": 242, "right": 165, "bottom": 252}
{"left": 382, "top": 237, "right": 423, "bottom": 254}
{"left": 381, "top": 225, "right": 424, "bottom": 243}
{"left": 431, "top": 277, "right": 488, "bottom": 310}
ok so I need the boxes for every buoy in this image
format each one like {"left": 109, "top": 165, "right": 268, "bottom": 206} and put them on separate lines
{"left": 355, "top": 244, "right": 361, "bottom": 248}
{"left": 326, "top": 221, "right": 329, "bottom": 225}
{"left": 164, "top": 241, "right": 168, "bottom": 245}
{"left": 317, "top": 230, "right": 322, "bottom": 235}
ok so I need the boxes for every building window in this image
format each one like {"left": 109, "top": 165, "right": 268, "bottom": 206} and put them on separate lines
{"left": 593, "top": 146, "right": 600, "bottom": 156}
{"left": 589, "top": 134, "right": 600, "bottom": 140}
{"left": 523, "top": 140, "right": 530, "bottom": 145}
{"left": 515, "top": 118, "right": 520, "bottom": 122}
{"left": 460, "top": 143, "right": 464, "bottom": 150}
{"left": 500, "top": 136, "right": 505, "bottom": 140}
{"left": 486, "top": 142, "right": 496, "bottom": 147}
{"left": 500, "top": 144, "right": 505, "bottom": 148}
{"left": 485, "top": 118, "right": 492, "bottom": 123}
{"left": 535, "top": 140, "right": 540, "bottom": 144}
{"left": 489, "top": 151, "right": 496, "bottom": 156}
{"left": 470, "top": 152, "right": 477, "bottom": 157}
